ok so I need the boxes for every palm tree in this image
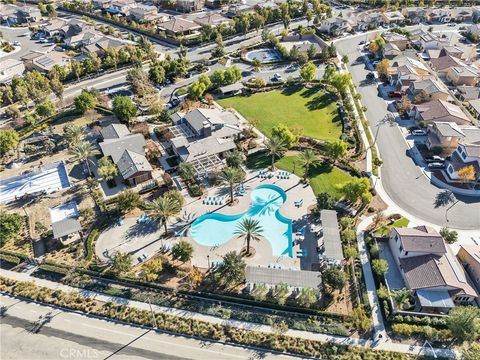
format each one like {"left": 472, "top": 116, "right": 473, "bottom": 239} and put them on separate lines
{"left": 69, "top": 141, "right": 99, "bottom": 176}
{"left": 178, "top": 162, "right": 195, "bottom": 183}
{"left": 219, "top": 166, "right": 244, "bottom": 204}
{"left": 145, "top": 194, "right": 182, "bottom": 235}
{"left": 299, "top": 148, "right": 320, "bottom": 181}
{"left": 265, "top": 135, "right": 286, "bottom": 171}
{"left": 252, "top": 58, "right": 262, "bottom": 72}
{"left": 392, "top": 288, "right": 411, "bottom": 310}
{"left": 234, "top": 218, "right": 263, "bottom": 256}
{"left": 63, "top": 124, "right": 85, "bottom": 147}
{"left": 226, "top": 150, "right": 244, "bottom": 168}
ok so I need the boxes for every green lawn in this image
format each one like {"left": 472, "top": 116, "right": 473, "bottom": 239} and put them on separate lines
{"left": 246, "top": 152, "right": 353, "bottom": 199}
{"left": 374, "top": 217, "right": 410, "bottom": 237}
{"left": 218, "top": 85, "right": 342, "bottom": 141}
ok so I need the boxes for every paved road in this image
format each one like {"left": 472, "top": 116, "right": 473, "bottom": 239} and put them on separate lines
{"left": 0, "top": 294, "right": 299, "bottom": 360}
{"left": 335, "top": 29, "right": 480, "bottom": 230}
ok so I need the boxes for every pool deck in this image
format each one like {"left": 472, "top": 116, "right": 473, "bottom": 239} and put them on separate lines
{"left": 179, "top": 168, "right": 317, "bottom": 270}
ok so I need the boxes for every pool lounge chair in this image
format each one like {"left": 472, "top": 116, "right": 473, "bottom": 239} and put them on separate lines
{"left": 294, "top": 199, "right": 303, "bottom": 207}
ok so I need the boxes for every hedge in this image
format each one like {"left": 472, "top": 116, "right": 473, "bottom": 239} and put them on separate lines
{"left": 35, "top": 265, "right": 351, "bottom": 336}
{"left": 391, "top": 323, "right": 452, "bottom": 342}
{"left": 85, "top": 229, "right": 100, "bottom": 261}
{"left": 0, "top": 276, "right": 420, "bottom": 360}
{"left": 0, "top": 254, "right": 21, "bottom": 265}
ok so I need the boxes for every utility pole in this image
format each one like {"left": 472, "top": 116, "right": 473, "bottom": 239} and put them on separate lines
{"left": 147, "top": 298, "right": 158, "bottom": 329}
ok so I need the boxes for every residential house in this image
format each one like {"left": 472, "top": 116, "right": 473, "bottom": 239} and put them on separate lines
{"left": 440, "top": 46, "right": 465, "bottom": 60}
{"left": 49, "top": 201, "right": 82, "bottom": 245}
{"left": 280, "top": 34, "right": 328, "bottom": 57}
{"left": 157, "top": 17, "right": 201, "bottom": 37}
{"left": 99, "top": 124, "right": 153, "bottom": 186}
{"left": 467, "top": 23, "right": 480, "bottom": 37}
{"left": 401, "top": 7, "right": 427, "bottom": 24}
{"left": 382, "top": 43, "right": 402, "bottom": 60}
{"left": 225, "top": 3, "right": 255, "bottom": 18}
{"left": 168, "top": 108, "right": 242, "bottom": 176}
{"left": 467, "top": 99, "right": 480, "bottom": 120}
{"left": 451, "top": 7, "right": 473, "bottom": 23}
{"left": 426, "top": 121, "right": 465, "bottom": 153}
{"left": 411, "top": 30, "right": 449, "bottom": 51}
{"left": 412, "top": 99, "right": 471, "bottom": 126}
{"left": 316, "top": 17, "right": 350, "bottom": 37}
{"left": 14, "top": 7, "right": 42, "bottom": 24}
{"left": 430, "top": 55, "right": 467, "bottom": 78}
{"left": 82, "top": 36, "right": 127, "bottom": 56}
{"left": 205, "top": 0, "right": 221, "bottom": 9}
{"left": 457, "top": 244, "right": 480, "bottom": 295}
{"left": 456, "top": 85, "right": 480, "bottom": 101}
{"left": 381, "top": 10, "right": 405, "bottom": 26}
{"left": 391, "top": 56, "right": 433, "bottom": 89}
{"left": 473, "top": 6, "right": 480, "bottom": 23}
{"left": 407, "top": 79, "right": 449, "bottom": 103}
{"left": 92, "top": 0, "right": 111, "bottom": 9}
{"left": 446, "top": 66, "right": 479, "bottom": 86}
{"left": 0, "top": 59, "right": 25, "bottom": 84}
{"left": 382, "top": 32, "right": 409, "bottom": 51}
{"left": 426, "top": 8, "right": 452, "bottom": 23}
{"left": 193, "top": 13, "right": 233, "bottom": 28}
{"left": 106, "top": 0, "right": 137, "bottom": 16}
{"left": 175, "top": 0, "right": 200, "bottom": 13}
{"left": 129, "top": 4, "right": 160, "bottom": 23}
{"left": 352, "top": 12, "right": 383, "bottom": 31}
{"left": 388, "top": 226, "right": 478, "bottom": 312}
{"left": 41, "top": 19, "right": 69, "bottom": 37}
{"left": 21, "top": 51, "right": 71, "bottom": 73}
{"left": 445, "top": 141, "right": 480, "bottom": 182}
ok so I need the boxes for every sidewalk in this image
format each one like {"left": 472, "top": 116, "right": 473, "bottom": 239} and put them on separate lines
{"left": 0, "top": 269, "right": 457, "bottom": 358}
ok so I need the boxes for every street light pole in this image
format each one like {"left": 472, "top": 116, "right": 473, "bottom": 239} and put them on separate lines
{"left": 207, "top": 255, "right": 210, "bottom": 269}
{"left": 147, "top": 297, "right": 158, "bottom": 329}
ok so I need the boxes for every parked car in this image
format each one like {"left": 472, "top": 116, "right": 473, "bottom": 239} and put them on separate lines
{"left": 388, "top": 91, "right": 402, "bottom": 98}
{"left": 411, "top": 129, "right": 427, "bottom": 136}
{"left": 13, "top": 41, "right": 20, "bottom": 46}
{"left": 447, "top": 23, "right": 456, "bottom": 27}
{"left": 271, "top": 73, "right": 283, "bottom": 82}
{"left": 359, "top": 40, "right": 366, "bottom": 45}
{"left": 366, "top": 72, "right": 375, "bottom": 80}
{"left": 425, "top": 155, "right": 445, "bottom": 163}
{"left": 428, "top": 162, "right": 446, "bottom": 170}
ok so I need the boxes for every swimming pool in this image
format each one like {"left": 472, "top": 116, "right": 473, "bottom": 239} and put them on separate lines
{"left": 245, "top": 48, "right": 282, "bottom": 63}
{"left": 190, "top": 184, "right": 293, "bottom": 257}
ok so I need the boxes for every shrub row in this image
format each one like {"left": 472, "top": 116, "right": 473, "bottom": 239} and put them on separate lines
{"left": 0, "top": 254, "right": 21, "bottom": 265}
{"left": 389, "top": 314, "right": 448, "bottom": 328}
{"left": 391, "top": 323, "right": 452, "bottom": 342}
{"left": 85, "top": 229, "right": 100, "bottom": 262}
{"left": 0, "top": 276, "right": 417, "bottom": 360}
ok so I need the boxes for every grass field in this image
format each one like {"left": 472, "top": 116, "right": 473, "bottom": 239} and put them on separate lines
{"left": 218, "top": 85, "right": 342, "bottom": 141}
{"left": 374, "top": 217, "right": 410, "bottom": 237}
{"left": 246, "top": 152, "right": 353, "bottom": 199}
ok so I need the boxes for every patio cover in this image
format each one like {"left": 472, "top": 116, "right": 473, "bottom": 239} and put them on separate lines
{"left": 246, "top": 266, "right": 321, "bottom": 288}
{"left": 321, "top": 210, "right": 344, "bottom": 261}
{"left": 417, "top": 289, "right": 455, "bottom": 308}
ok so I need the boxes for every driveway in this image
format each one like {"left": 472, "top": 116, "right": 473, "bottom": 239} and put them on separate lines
{"left": 336, "top": 34, "right": 480, "bottom": 230}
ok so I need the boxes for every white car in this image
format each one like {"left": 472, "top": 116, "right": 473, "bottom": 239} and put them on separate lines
{"left": 412, "top": 129, "right": 427, "bottom": 136}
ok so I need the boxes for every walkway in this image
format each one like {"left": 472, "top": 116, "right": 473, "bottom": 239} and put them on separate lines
{"left": 0, "top": 270, "right": 457, "bottom": 359}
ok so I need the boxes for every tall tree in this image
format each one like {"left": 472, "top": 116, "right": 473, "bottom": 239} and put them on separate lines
{"left": 69, "top": 141, "right": 99, "bottom": 176}
{"left": 178, "top": 162, "right": 195, "bottom": 183}
{"left": 218, "top": 251, "right": 246, "bottom": 285}
{"left": 325, "top": 140, "right": 347, "bottom": 164}
{"left": 234, "top": 218, "right": 263, "bottom": 255}
{"left": 0, "top": 129, "right": 19, "bottom": 156}
{"left": 145, "top": 193, "right": 182, "bottom": 235}
{"left": 112, "top": 96, "right": 137, "bottom": 123}
{"left": 299, "top": 148, "right": 320, "bottom": 181}
{"left": 219, "top": 166, "right": 244, "bottom": 204}
{"left": 392, "top": 288, "right": 411, "bottom": 310}
{"left": 265, "top": 135, "right": 287, "bottom": 170}
{"left": 63, "top": 124, "right": 84, "bottom": 147}
{"left": 447, "top": 306, "right": 480, "bottom": 342}
{"left": 300, "top": 62, "right": 316, "bottom": 84}
{"left": 111, "top": 252, "right": 132, "bottom": 275}
{"left": 116, "top": 189, "right": 141, "bottom": 214}
{"left": 97, "top": 156, "right": 118, "bottom": 182}
{"left": 171, "top": 240, "right": 194, "bottom": 263}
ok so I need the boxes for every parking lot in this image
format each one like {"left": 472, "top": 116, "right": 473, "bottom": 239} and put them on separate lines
{"left": 0, "top": 26, "right": 56, "bottom": 61}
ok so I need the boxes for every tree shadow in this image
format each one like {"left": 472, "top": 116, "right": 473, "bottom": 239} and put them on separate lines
{"left": 433, "top": 190, "right": 455, "bottom": 208}
{"left": 307, "top": 162, "right": 334, "bottom": 178}
{"left": 281, "top": 85, "right": 303, "bottom": 96}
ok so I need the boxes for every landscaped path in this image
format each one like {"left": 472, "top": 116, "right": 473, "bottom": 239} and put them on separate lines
{"left": 0, "top": 269, "right": 457, "bottom": 359}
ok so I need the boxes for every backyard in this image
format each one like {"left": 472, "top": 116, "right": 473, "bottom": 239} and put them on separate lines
{"left": 218, "top": 86, "right": 342, "bottom": 141}
{"left": 246, "top": 152, "right": 353, "bottom": 199}
{"left": 373, "top": 217, "right": 410, "bottom": 237}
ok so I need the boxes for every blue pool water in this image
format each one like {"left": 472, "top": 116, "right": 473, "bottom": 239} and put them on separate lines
{"left": 245, "top": 49, "right": 282, "bottom": 63}
{"left": 190, "top": 184, "right": 293, "bottom": 257}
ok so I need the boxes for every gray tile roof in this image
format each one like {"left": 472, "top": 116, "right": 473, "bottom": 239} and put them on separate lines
{"left": 432, "top": 122, "right": 465, "bottom": 138}
{"left": 393, "top": 226, "right": 446, "bottom": 253}
{"left": 246, "top": 266, "right": 322, "bottom": 288}
{"left": 52, "top": 217, "right": 81, "bottom": 239}
{"left": 321, "top": 210, "right": 344, "bottom": 261}
{"left": 117, "top": 149, "right": 152, "bottom": 179}
{"left": 101, "top": 123, "right": 131, "bottom": 139}
{"left": 100, "top": 133, "right": 146, "bottom": 163}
